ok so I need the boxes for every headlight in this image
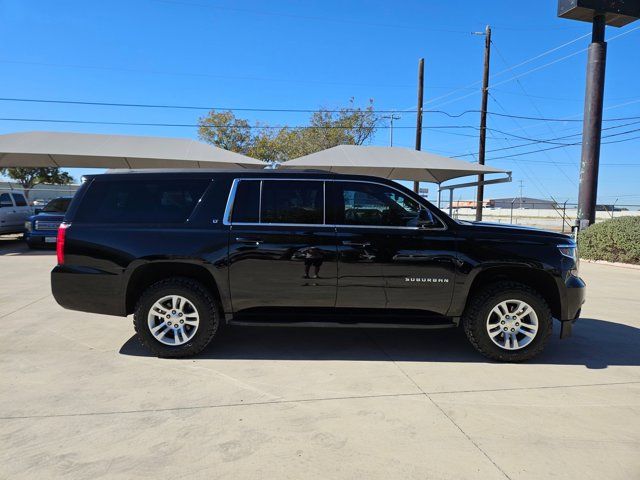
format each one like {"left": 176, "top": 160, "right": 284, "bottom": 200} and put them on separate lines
{"left": 24, "top": 221, "right": 32, "bottom": 232}
{"left": 558, "top": 243, "right": 579, "bottom": 275}
{"left": 558, "top": 244, "right": 576, "bottom": 260}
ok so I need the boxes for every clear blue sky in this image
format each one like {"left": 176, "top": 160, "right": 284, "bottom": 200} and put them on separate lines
{"left": 1, "top": 0, "right": 638, "bottom": 205}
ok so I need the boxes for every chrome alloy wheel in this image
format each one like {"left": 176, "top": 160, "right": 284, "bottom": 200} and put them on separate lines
{"left": 486, "top": 299, "right": 539, "bottom": 351}
{"left": 147, "top": 295, "right": 199, "bottom": 346}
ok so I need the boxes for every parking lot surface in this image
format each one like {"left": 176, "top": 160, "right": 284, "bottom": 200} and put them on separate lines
{"left": 1, "top": 235, "right": 639, "bottom": 480}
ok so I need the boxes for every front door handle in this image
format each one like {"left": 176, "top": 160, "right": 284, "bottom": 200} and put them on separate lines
{"left": 235, "top": 237, "right": 264, "bottom": 245}
{"left": 342, "top": 240, "right": 371, "bottom": 247}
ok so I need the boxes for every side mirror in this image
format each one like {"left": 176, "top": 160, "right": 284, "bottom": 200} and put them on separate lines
{"left": 34, "top": 208, "right": 42, "bottom": 214}
{"left": 417, "top": 208, "right": 436, "bottom": 229}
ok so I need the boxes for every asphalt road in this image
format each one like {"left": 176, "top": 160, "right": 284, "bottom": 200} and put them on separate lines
{"left": 1, "top": 235, "right": 639, "bottom": 480}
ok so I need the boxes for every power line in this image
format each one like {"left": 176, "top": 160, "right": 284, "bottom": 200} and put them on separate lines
{"left": 451, "top": 120, "right": 640, "bottom": 156}
{"left": 424, "top": 32, "right": 592, "bottom": 107}
{"left": 484, "top": 129, "right": 640, "bottom": 161}
{"left": 0, "top": 117, "right": 484, "bottom": 130}
{"left": 1, "top": 96, "right": 638, "bottom": 122}
{"left": 430, "top": 25, "right": 640, "bottom": 109}
{"left": 491, "top": 41, "right": 581, "bottom": 173}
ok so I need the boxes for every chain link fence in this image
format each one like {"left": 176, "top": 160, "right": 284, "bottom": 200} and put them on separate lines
{"left": 443, "top": 201, "right": 640, "bottom": 232}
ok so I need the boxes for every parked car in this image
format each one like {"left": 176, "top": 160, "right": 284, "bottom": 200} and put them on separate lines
{"left": 0, "top": 191, "right": 33, "bottom": 235}
{"left": 31, "top": 198, "right": 48, "bottom": 212}
{"left": 51, "top": 170, "right": 585, "bottom": 361}
{"left": 24, "top": 196, "right": 73, "bottom": 248}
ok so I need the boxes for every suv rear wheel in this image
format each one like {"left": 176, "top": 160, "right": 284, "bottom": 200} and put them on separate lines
{"left": 133, "top": 277, "right": 220, "bottom": 358}
{"left": 462, "top": 282, "right": 552, "bottom": 362}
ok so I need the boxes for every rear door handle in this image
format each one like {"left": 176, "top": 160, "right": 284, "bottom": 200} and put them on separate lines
{"left": 342, "top": 240, "right": 371, "bottom": 247}
{"left": 235, "top": 237, "right": 263, "bottom": 245}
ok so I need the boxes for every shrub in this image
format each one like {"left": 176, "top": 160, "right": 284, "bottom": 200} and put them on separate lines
{"left": 578, "top": 216, "right": 640, "bottom": 264}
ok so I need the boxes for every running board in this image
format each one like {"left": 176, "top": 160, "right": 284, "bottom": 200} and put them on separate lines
{"left": 227, "top": 320, "right": 457, "bottom": 330}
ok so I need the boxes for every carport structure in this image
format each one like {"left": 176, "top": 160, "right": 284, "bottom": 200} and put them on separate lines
{"left": 282, "top": 145, "right": 511, "bottom": 213}
{"left": 0, "top": 131, "right": 265, "bottom": 169}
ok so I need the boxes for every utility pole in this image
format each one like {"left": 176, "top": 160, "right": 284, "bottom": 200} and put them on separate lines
{"left": 557, "top": 1, "right": 639, "bottom": 230}
{"left": 382, "top": 113, "right": 401, "bottom": 146}
{"left": 475, "top": 25, "right": 491, "bottom": 221}
{"left": 414, "top": 58, "right": 424, "bottom": 193}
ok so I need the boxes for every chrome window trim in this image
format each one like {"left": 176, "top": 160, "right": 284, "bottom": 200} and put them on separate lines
{"left": 258, "top": 180, "right": 263, "bottom": 222}
{"left": 223, "top": 177, "right": 448, "bottom": 232}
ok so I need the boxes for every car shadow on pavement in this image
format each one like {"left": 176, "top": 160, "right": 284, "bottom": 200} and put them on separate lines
{"left": 120, "top": 318, "right": 640, "bottom": 368}
{"left": 0, "top": 236, "right": 55, "bottom": 256}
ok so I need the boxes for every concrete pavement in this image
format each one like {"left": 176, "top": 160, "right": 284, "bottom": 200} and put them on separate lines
{"left": 1, "top": 236, "right": 639, "bottom": 479}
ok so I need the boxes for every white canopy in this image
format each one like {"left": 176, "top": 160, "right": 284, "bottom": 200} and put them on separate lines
{"left": 0, "top": 131, "right": 264, "bottom": 169}
{"left": 283, "top": 145, "right": 508, "bottom": 183}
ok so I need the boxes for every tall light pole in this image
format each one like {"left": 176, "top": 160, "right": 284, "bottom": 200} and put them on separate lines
{"left": 558, "top": 0, "right": 639, "bottom": 230}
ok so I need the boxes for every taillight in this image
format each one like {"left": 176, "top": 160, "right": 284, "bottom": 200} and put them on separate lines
{"left": 56, "top": 223, "right": 70, "bottom": 265}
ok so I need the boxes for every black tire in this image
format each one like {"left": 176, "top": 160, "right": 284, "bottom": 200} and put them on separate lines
{"left": 133, "top": 277, "right": 220, "bottom": 358}
{"left": 462, "top": 281, "right": 552, "bottom": 362}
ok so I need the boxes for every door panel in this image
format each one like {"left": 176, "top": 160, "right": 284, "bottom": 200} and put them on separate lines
{"left": 382, "top": 230, "right": 457, "bottom": 315}
{"left": 336, "top": 229, "right": 386, "bottom": 308}
{"left": 1, "top": 193, "right": 18, "bottom": 228}
{"left": 331, "top": 180, "right": 456, "bottom": 315}
{"left": 228, "top": 226, "right": 337, "bottom": 312}
{"left": 226, "top": 179, "right": 337, "bottom": 314}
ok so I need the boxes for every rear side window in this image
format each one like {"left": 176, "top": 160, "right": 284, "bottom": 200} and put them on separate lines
{"left": 261, "top": 181, "right": 323, "bottom": 224}
{"left": 231, "top": 180, "right": 260, "bottom": 223}
{"left": 230, "top": 179, "right": 324, "bottom": 225}
{"left": 12, "top": 193, "right": 27, "bottom": 206}
{"left": 74, "top": 179, "right": 210, "bottom": 224}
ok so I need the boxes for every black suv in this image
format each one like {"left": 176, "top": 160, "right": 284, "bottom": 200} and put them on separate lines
{"left": 51, "top": 170, "right": 585, "bottom": 361}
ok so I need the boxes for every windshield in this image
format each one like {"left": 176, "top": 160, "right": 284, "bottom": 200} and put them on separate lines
{"left": 42, "top": 198, "right": 71, "bottom": 213}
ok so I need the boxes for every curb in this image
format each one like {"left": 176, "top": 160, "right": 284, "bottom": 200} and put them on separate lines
{"left": 580, "top": 258, "right": 640, "bottom": 270}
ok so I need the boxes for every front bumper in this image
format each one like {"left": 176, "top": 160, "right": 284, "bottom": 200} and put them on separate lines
{"left": 559, "top": 274, "right": 585, "bottom": 339}
{"left": 25, "top": 231, "right": 58, "bottom": 247}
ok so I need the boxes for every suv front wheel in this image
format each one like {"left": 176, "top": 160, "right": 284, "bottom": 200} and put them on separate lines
{"left": 133, "top": 277, "right": 220, "bottom": 358}
{"left": 463, "top": 282, "right": 552, "bottom": 362}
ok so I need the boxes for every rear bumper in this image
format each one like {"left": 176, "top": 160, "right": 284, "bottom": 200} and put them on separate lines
{"left": 51, "top": 265, "right": 126, "bottom": 316}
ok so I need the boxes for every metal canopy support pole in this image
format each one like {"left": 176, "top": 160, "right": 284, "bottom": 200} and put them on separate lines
{"left": 577, "top": 14, "right": 607, "bottom": 229}
{"left": 414, "top": 58, "right": 424, "bottom": 193}
{"left": 439, "top": 173, "right": 512, "bottom": 218}
{"left": 449, "top": 189, "right": 454, "bottom": 216}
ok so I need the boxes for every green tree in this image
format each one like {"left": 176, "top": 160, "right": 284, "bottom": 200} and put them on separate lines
{"left": 0, "top": 167, "right": 74, "bottom": 199}
{"left": 198, "top": 111, "right": 253, "bottom": 153}
{"left": 198, "top": 99, "right": 379, "bottom": 162}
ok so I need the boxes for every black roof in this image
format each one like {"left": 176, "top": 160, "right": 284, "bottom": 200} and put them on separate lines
{"left": 86, "top": 168, "right": 392, "bottom": 183}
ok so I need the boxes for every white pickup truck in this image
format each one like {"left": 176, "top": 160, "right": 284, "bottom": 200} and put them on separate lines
{"left": 0, "top": 191, "right": 33, "bottom": 235}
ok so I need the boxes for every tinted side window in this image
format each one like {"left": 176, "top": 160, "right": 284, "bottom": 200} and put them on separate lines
{"left": 261, "top": 180, "right": 323, "bottom": 224}
{"left": 43, "top": 198, "right": 72, "bottom": 213}
{"left": 231, "top": 180, "right": 260, "bottom": 223}
{"left": 0, "top": 193, "right": 13, "bottom": 206}
{"left": 75, "top": 179, "right": 210, "bottom": 224}
{"left": 336, "top": 182, "right": 421, "bottom": 227}
{"left": 12, "top": 193, "right": 27, "bottom": 206}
